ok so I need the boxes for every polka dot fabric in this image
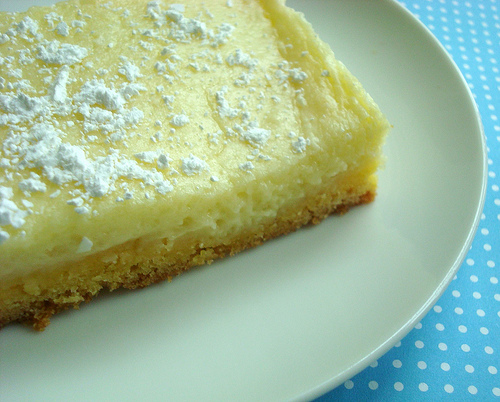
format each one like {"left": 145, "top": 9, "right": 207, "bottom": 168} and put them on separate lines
{"left": 316, "top": 0, "right": 500, "bottom": 400}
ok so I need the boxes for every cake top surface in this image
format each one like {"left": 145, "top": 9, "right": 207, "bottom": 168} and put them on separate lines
{"left": 0, "top": 0, "right": 388, "bottom": 274}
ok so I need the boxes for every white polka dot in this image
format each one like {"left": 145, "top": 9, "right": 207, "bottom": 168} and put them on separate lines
{"left": 434, "top": 305, "right": 442, "bottom": 313}
{"left": 415, "top": 322, "right": 423, "bottom": 329}
{"left": 444, "top": 384, "right": 454, "bottom": 393}
{"left": 368, "top": 380, "right": 378, "bottom": 390}
{"left": 477, "top": 309, "right": 486, "bottom": 317}
{"left": 394, "top": 382, "right": 404, "bottom": 392}
{"left": 439, "top": 342, "right": 448, "bottom": 351}
{"left": 488, "top": 366, "right": 498, "bottom": 374}
{"left": 419, "top": 382, "right": 429, "bottom": 392}
{"left": 455, "top": 307, "right": 464, "bottom": 315}
{"left": 465, "top": 364, "right": 475, "bottom": 373}
{"left": 493, "top": 388, "right": 500, "bottom": 397}
{"left": 484, "top": 243, "right": 492, "bottom": 251}
{"left": 495, "top": 294, "right": 500, "bottom": 302}
{"left": 473, "top": 291, "right": 482, "bottom": 299}
{"left": 344, "top": 380, "right": 354, "bottom": 389}
{"left": 468, "top": 385, "right": 478, "bottom": 395}
{"left": 487, "top": 260, "right": 496, "bottom": 268}
{"left": 462, "top": 344, "right": 471, "bottom": 352}
{"left": 441, "top": 362, "right": 451, "bottom": 371}
{"left": 394, "top": 341, "right": 402, "bottom": 348}
{"left": 485, "top": 346, "right": 494, "bottom": 354}
{"left": 415, "top": 340, "right": 425, "bottom": 349}
{"left": 452, "top": 290, "right": 461, "bottom": 298}
{"left": 393, "top": 359, "right": 402, "bottom": 368}
{"left": 436, "top": 323, "right": 445, "bottom": 331}
{"left": 370, "top": 360, "right": 378, "bottom": 368}
{"left": 418, "top": 361, "right": 427, "bottom": 370}
{"left": 491, "top": 277, "right": 498, "bottom": 284}
{"left": 481, "top": 228, "right": 489, "bottom": 235}
{"left": 480, "top": 327, "right": 489, "bottom": 335}
{"left": 470, "top": 275, "right": 479, "bottom": 283}
{"left": 466, "top": 258, "right": 475, "bottom": 266}
{"left": 459, "top": 325, "right": 468, "bottom": 333}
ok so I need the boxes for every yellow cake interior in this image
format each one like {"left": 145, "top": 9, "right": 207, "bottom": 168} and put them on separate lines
{"left": 0, "top": 0, "right": 389, "bottom": 329}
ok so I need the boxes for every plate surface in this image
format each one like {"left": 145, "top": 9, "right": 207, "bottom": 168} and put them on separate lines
{"left": 0, "top": 1, "right": 486, "bottom": 401}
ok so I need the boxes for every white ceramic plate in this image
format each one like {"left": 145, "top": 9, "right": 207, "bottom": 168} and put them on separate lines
{"left": 0, "top": 1, "right": 486, "bottom": 401}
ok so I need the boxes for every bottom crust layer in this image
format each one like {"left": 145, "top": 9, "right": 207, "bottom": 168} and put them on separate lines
{"left": 0, "top": 180, "right": 375, "bottom": 331}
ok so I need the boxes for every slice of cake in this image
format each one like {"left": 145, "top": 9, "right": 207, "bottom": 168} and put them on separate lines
{"left": 0, "top": 0, "right": 390, "bottom": 330}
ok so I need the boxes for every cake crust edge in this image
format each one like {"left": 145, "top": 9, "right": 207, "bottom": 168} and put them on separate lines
{"left": 0, "top": 185, "right": 375, "bottom": 331}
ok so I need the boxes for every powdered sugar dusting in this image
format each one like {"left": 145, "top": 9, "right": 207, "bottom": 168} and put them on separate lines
{"left": 0, "top": 0, "right": 314, "bottom": 246}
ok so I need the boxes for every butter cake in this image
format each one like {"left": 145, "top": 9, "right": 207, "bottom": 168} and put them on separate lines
{"left": 0, "top": 0, "right": 390, "bottom": 330}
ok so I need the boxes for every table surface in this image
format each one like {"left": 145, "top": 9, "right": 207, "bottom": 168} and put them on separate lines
{"left": 317, "top": 0, "right": 500, "bottom": 400}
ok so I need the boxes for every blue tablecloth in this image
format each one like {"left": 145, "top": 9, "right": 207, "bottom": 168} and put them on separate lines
{"left": 317, "top": 0, "right": 500, "bottom": 400}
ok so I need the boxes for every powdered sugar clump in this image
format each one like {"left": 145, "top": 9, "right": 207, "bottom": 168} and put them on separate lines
{"left": 288, "top": 68, "right": 308, "bottom": 83}
{"left": 292, "top": 136, "right": 310, "bottom": 153}
{"left": 0, "top": 230, "right": 9, "bottom": 244}
{"left": 18, "top": 173, "right": 47, "bottom": 193}
{"left": 241, "top": 125, "right": 270, "bottom": 147}
{"left": 0, "top": 92, "right": 50, "bottom": 124}
{"left": 226, "top": 49, "right": 258, "bottom": 70}
{"left": 216, "top": 86, "right": 240, "bottom": 118}
{"left": 48, "top": 65, "right": 70, "bottom": 103}
{"left": 0, "top": 187, "right": 28, "bottom": 229}
{"left": 210, "top": 23, "right": 235, "bottom": 47}
{"left": 134, "top": 151, "right": 172, "bottom": 170}
{"left": 56, "top": 21, "right": 70, "bottom": 37}
{"left": 181, "top": 154, "right": 208, "bottom": 175}
{"left": 36, "top": 40, "right": 88, "bottom": 65}
{"left": 75, "top": 79, "right": 125, "bottom": 110}
{"left": 7, "top": 16, "right": 39, "bottom": 39}
{"left": 76, "top": 236, "right": 93, "bottom": 253}
{"left": 118, "top": 61, "right": 142, "bottom": 82}
{"left": 170, "top": 114, "right": 189, "bottom": 127}
{"left": 239, "top": 161, "right": 254, "bottom": 171}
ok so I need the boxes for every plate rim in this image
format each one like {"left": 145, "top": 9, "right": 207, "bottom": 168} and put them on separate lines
{"left": 293, "top": 0, "right": 488, "bottom": 399}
